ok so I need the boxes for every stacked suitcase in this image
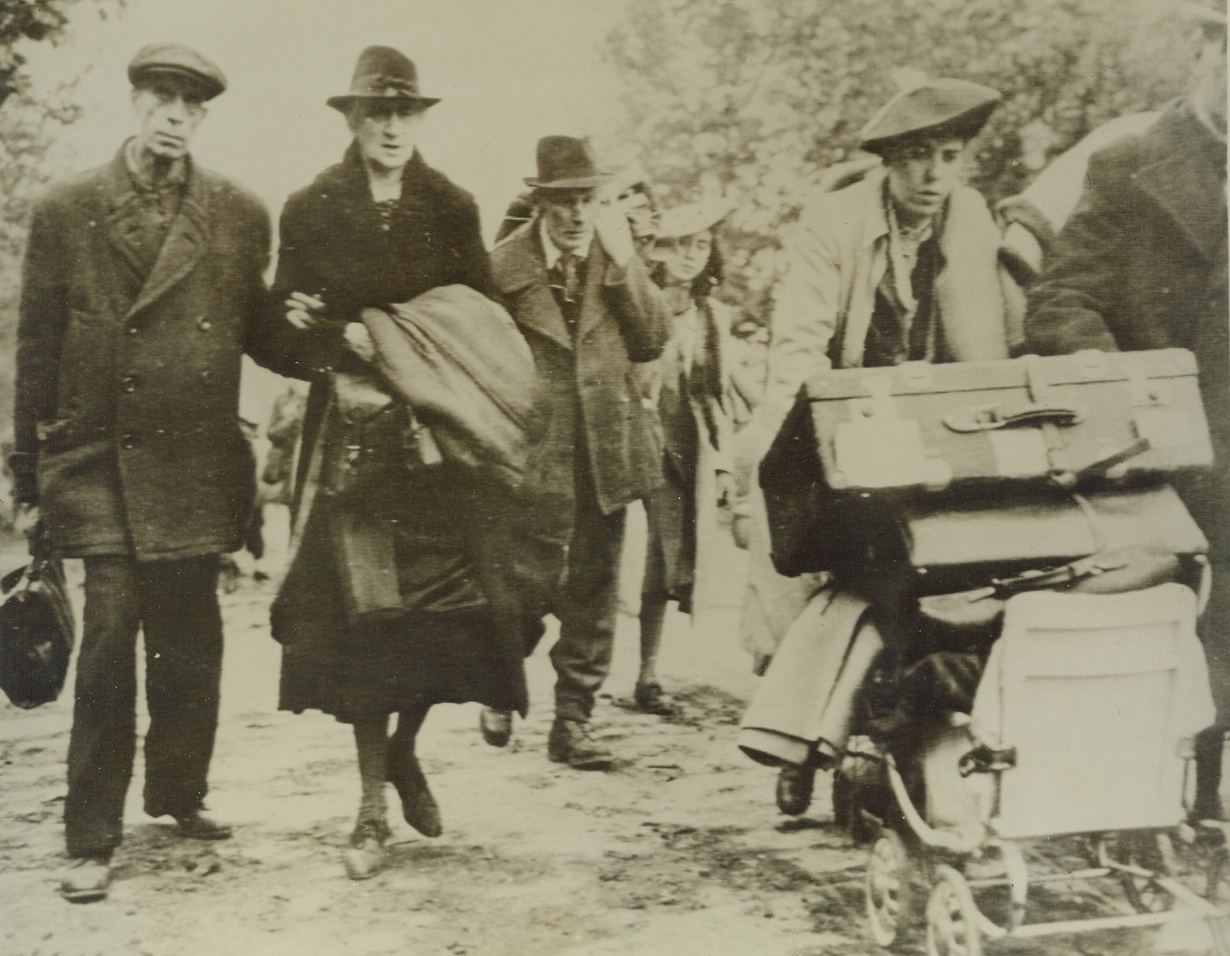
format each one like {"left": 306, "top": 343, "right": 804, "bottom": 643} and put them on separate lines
{"left": 760, "top": 348, "right": 1213, "bottom": 619}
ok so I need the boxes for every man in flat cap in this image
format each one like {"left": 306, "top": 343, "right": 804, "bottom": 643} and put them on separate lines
{"left": 484, "top": 136, "right": 669, "bottom": 769}
{"left": 13, "top": 44, "right": 278, "bottom": 901}
{"left": 1028, "top": 1, "right": 1228, "bottom": 820}
{"left": 738, "top": 77, "right": 1017, "bottom": 817}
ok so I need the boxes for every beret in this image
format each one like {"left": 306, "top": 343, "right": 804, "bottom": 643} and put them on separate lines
{"left": 128, "top": 43, "right": 226, "bottom": 101}
{"left": 859, "top": 78, "right": 1000, "bottom": 156}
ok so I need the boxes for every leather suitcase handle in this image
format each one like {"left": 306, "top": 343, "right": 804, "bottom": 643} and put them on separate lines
{"left": 943, "top": 401, "right": 1084, "bottom": 433}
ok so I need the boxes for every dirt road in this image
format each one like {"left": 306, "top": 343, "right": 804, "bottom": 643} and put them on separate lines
{"left": 1, "top": 510, "right": 1226, "bottom": 955}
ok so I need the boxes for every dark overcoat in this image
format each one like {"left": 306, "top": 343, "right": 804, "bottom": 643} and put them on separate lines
{"left": 1026, "top": 101, "right": 1229, "bottom": 555}
{"left": 266, "top": 144, "right": 527, "bottom": 720}
{"left": 13, "top": 145, "right": 272, "bottom": 560}
{"left": 1026, "top": 99, "right": 1230, "bottom": 717}
{"left": 489, "top": 223, "right": 669, "bottom": 516}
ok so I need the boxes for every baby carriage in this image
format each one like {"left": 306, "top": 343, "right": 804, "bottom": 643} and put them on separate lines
{"left": 853, "top": 582, "right": 1228, "bottom": 954}
{"left": 748, "top": 349, "right": 1230, "bottom": 951}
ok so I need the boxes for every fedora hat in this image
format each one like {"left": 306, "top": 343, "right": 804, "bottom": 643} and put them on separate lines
{"left": 327, "top": 46, "right": 440, "bottom": 112}
{"left": 654, "top": 198, "right": 731, "bottom": 241}
{"left": 859, "top": 77, "right": 1001, "bottom": 156}
{"left": 128, "top": 43, "right": 226, "bottom": 101}
{"left": 524, "top": 136, "right": 611, "bottom": 190}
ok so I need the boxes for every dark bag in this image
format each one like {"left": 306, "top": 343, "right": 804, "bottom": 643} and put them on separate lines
{"left": 0, "top": 554, "right": 75, "bottom": 709}
{"left": 321, "top": 367, "right": 443, "bottom": 501}
{"left": 761, "top": 349, "right": 1212, "bottom": 576}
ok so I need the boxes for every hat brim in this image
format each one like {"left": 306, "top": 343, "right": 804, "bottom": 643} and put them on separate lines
{"left": 131, "top": 65, "right": 224, "bottom": 101}
{"left": 523, "top": 174, "right": 612, "bottom": 190}
{"left": 327, "top": 94, "right": 441, "bottom": 112}
{"left": 861, "top": 100, "right": 999, "bottom": 156}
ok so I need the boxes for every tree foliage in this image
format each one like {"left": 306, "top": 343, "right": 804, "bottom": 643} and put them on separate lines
{"left": 0, "top": 1, "right": 122, "bottom": 445}
{"left": 603, "top": 0, "right": 1191, "bottom": 321}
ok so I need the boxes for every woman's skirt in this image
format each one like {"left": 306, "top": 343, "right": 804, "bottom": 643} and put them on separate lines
{"left": 272, "top": 468, "right": 528, "bottom": 722}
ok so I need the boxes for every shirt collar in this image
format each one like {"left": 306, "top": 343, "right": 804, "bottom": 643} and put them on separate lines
{"left": 537, "top": 215, "right": 589, "bottom": 270}
{"left": 124, "top": 137, "right": 188, "bottom": 192}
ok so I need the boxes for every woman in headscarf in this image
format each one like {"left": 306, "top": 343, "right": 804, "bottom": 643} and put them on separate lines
{"left": 635, "top": 199, "right": 738, "bottom": 714}
{"left": 266, "top": 46, "right": 528, "bottom": 880}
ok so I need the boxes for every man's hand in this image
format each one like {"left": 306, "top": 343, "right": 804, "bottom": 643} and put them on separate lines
{"left": 285, "top": 291, "right": 329, "bottom": 331}
{"left": 13, "top": 501, "right": 40, "bottom": 540}
{"left": 343, "top": 320, "right": 376, "bottom": 363}
{"left": 594, "top": 202, "right": 636, "bottom": 268}
{"left": 716, "top": 470, "right": 739, "bottom": 510}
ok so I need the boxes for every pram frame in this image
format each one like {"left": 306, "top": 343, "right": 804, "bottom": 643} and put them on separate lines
{"left": 857, "top": 603, "right": 1230, "bottom": 956}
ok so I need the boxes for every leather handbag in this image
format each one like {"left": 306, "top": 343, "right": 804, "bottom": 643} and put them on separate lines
{"left": 0, "top": 553, "right": 75, "bottom": 709}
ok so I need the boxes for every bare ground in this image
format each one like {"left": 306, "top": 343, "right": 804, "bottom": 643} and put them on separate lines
{"left": 1, "top": 508, "right": 1228, "bottom": 955}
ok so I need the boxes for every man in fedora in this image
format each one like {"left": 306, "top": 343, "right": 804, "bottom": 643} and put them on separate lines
{"left": 12, "top": 44, "right": 277, "bottom": 901}
{"left": 485, "top": 136, "right": 669, "bottom": 769}
{"left": 1028, "top": 1, "right": 1228, "bottom": 819}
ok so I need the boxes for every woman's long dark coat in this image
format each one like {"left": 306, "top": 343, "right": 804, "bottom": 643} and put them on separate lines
{"left": 267, "top": 144, "right": 526, "bottom": 721}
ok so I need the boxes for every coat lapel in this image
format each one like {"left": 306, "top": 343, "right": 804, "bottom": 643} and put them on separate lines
{"left": 125, "top": 159, "right": 211, "bottom": 320}
{"left": 495, "top": 225, "right": 574, "bottom": 351}
{"left": 1134, "top": 107, "right": 1225, "bottom": 263}
{"left": 577, "top": 238, "right": 609, "bottom": 337}
{"left": 102, "top": 151, "right": 150, "bottom": 287}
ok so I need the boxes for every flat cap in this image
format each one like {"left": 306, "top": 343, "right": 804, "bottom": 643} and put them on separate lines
{"left": 128, "top": 43, "right": 226, "bottom": 101}
{"left": 859, "top": 77, "right": 1000, "bottom": 156}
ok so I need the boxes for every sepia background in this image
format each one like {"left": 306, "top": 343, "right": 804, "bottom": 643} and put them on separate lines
{"left": 0, "top": 2, "right": 1220, "bottom": 955}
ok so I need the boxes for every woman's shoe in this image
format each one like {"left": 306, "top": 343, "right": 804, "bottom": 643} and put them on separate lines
{"left": 387, "top": 749, "right": 442, "bottom": 837}
{"left": 342, "top": 820, "right": 389, "bottom": 880}
{"left": 479, "top": 708, "right": 513, "bottom": 747}
{"left": 634, "top": 682, "right": 675, "bottom": 716}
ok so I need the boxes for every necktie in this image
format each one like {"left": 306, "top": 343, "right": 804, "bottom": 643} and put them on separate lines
{"left": 558, "top": 253, "right": 581, "bottom": 303}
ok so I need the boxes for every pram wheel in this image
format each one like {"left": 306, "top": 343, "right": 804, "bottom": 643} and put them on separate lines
{"left": 1118, "top": 831, "right": 1176, "bottom": 914}
{"left": 925, "top": 864, "right": 983, "bottom": 956}
{"left": 866, "top": 829, "right": 916, "bottom": 947}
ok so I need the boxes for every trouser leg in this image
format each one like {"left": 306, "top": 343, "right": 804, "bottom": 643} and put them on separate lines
{"left": 550, "top": 491, "right": 626, "bottom": 722}
{"left": 65, "top": 556, "right": 142, "bottom": 859}
{"left": 139, "top": 556, "right": 224, "bottom": 819}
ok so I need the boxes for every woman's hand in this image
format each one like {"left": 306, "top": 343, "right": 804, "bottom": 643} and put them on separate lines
{"left": 342, "top": 321, "right": 376, "bottom": 363}
{"left": 285, "top": 291, "right": 329, "bottom": 331}
{"left": 716, "top": 470, "right": 739, "bottom": 509}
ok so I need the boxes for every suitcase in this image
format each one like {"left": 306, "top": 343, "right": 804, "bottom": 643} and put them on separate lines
{"left": 837, "top": 482, "right": 1207, "bottom": 601}
{"left": 761, "top": 348, "right": 1212, "bottom": 576}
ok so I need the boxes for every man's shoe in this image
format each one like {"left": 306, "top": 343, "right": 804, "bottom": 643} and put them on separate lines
{"left": 342, "top": 820, "right": 389, "bottom": 881}
{"left": 547, "top": 718, "right": 614, "bottom": 771}
{"left": 174, "top": 811, "right": 233, "bottom": 841}
{"left": 387, "top": 748, "right": 442, "bottom": 838}
{"left": 634, "top": 682, "right": 675, "bottom": 716}
{"left": 776, "top": 764, "right": 815, "bottom": 816}
{"left": 480, "top": 707, "right": 513, "bottom": 748}
{"left": 60, "top": 856, "right": 111, "bottom": 903}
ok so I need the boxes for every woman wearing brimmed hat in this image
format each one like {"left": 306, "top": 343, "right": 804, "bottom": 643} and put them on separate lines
{"left": 634, "top": 198, "right": 738, "bottom": 714}
{"left": 266, "top": 46, "right": 527, "bottom": 880}
{"left": 740, "top": 77, "right": 1020, "bottom": 818}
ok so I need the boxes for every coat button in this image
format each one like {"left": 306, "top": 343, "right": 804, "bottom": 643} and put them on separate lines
{"left": 121, "top": 374, "right": 137, "bottom": 393}
{"left": 200, "top": 370, "right": 214, "bottom": 384}
{"left": 198, "top": 317, "right": 212, "bottom": 331}
{"left": 127, "top": 325, "right": 139, "bottom": 335}
{"left": 120, "top": 434, "right": 135, "bottom": 450}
